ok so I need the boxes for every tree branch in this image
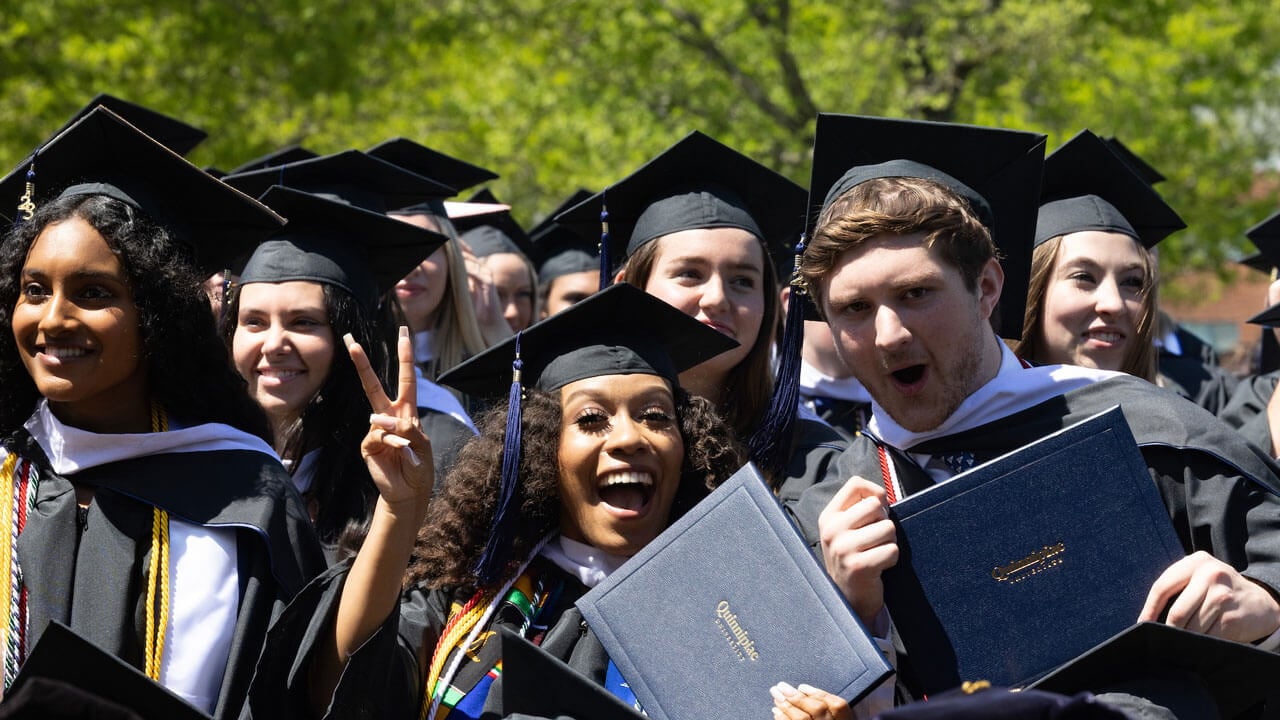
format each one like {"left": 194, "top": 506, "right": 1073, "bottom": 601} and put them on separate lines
{"left": 658, "top": 0, "right": 810, "bottom": 133}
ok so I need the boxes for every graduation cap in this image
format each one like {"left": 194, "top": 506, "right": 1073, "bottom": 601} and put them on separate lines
{"left": 1102, "top": 136, "right": 1166, "bottom": 186}
{"left": 1031, "top": 622, "right": 1280, "bottom": 719}
{"left": 437, "top": 282, "right": 738, "bottom": 583}
{"left": 0, "top": 106, "right": 284, "bottom": 276}
{"left": 1242, "top": 210, "right": 1280, "bottom": 276}
{"left": 872, "top": 685, "right": 1125, "bottom": 719}
{"left": 367, "top": 137, "right": 498, "bottom": 214}
{"left": 1035, "top": 129, "right": 1185, "bottom": 249}
{"left": 53, "top": 93, "right": 207, "bottom": 157}
{"left": 808, "top": 114, "right": 1046, "bottom": 340}
{"left": 239, "top": 185, "right": 447, "bottom": 311}
{"left": 1243, "top": 211, "right": 1280, "bottom": 327}
{"left": 6, "top": 621, "right": 212, "bottom": 720}
{"left": 530, "top": 189, "right": 599, "bottom": 284}
{"left": 226, "top": 144, "right": 319, "bottom": 175}
{"left": 222, "top": 150, "right": 454, "bottom": 215}
{"left": 453, "top": 189, "right": 534, "bottom": 259}
{"left": 498, "top": 628, "right": 645, "bottom": 720}
{"left": 554, "top": 131, "right": 807, "bottom": 288}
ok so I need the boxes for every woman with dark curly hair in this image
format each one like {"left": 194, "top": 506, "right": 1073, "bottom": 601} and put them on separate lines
{"left": 0, "top": 107, "right": 325, "bottom": 718}
{"left": 255, "top": 284, "right": 745, "bottom": 718}
{"left": 222, "top": 183, "right": 446, "bottom": 551}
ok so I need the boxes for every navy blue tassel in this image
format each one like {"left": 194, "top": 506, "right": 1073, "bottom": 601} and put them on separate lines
{"left": 598, "top": 190, "right": 612, "bottom": 290}
{"left": 475, "top": 333, "right": 525, "bottom": 585}
{"left": 747, "top": 236, "right": 807, "bottom": 484}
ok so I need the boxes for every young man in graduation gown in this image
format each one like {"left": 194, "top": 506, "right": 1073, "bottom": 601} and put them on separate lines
{"left": 783, "top": 115, "right": 1280, "bottom": 710}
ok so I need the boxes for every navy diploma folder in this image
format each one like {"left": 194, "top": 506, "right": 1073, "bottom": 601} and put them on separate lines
{"left": 882, "top": 406, "right": 1184, "bottom": 695}
{"left": 576, "top": 462, "right": 892, "bottom": 720}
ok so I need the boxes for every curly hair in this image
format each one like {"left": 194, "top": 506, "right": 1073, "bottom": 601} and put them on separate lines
{"left": 407, "top": 384, "right": 742, "bottom": 594}
{"left": 619, "top": 236, "right": 779, "bottom": 442}
{"left": 222, "top": 281, "right": 390, "bottom": 544}
{"left": 0, "top": 193, "right": 270, "bottom": 439}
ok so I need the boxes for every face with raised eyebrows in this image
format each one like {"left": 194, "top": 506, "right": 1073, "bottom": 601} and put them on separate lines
{"left": 556, "top": 372, "right": 684, "bottom": 556}
{"left": 820, "top": 233, "right": 1003, "bottom": 432}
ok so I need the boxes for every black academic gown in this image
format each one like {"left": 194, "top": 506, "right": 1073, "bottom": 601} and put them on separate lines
{"left": 1218, "top": 370, "right": 1280, "bottom": 458}
{"left": 251, "top": 555, "right": 613, "bottom": 720}
{"left": 1157, "top": 350, "right": 1239, "bottom": 415}
{"left": 418, "top": 408, "right": 475, "bottom": 487}
{"left": 7, "top": 428, "right": 326, "bottom": 720}
{"left": 782, "top": 374, "right": 1280, "bottom": 702}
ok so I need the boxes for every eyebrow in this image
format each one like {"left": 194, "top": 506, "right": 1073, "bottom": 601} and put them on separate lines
{"left": 662, "top": 255, "right": 763, "bottom": 273}
{"left": 20, "top": 268, "right": 126, "bottom": 283}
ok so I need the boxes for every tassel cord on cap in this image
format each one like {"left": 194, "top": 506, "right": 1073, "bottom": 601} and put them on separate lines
{"left": 598, "top": 189, "right": 611, "bottom": 290}
{"left": 747, "top": 235, "right": 807, "bottom": 484}
{"left": 474, "top": 333, "right": 525, "bottom": 585}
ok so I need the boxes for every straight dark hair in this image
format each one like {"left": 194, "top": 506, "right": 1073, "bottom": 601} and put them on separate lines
{"left": 223, "top": 281, "right": 391, "bottom": 544}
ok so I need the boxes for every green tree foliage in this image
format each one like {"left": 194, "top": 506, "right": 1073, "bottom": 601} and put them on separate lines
{"left": 1, "top": 0, "right": 1277, "bottom": 283}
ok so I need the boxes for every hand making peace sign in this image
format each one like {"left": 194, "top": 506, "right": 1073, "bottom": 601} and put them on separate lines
{"left": 344, "top": 325, "right": 434, "bottom": 509}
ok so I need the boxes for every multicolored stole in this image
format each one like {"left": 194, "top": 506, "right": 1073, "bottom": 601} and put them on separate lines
{"left": 423, "top": 544, "right": 564, "bottom": 720}
{"left": 0, "top": 449, "right": 38, "bottom": 695}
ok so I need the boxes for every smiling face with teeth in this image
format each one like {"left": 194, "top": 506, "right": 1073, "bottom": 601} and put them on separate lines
{"left": 232, "top": 281, "right": 336, "bottom": 439}
{"left": 13, "top": 217, "right": 149, "bottom": 431}
{"left": 1035, "top": 231, "right": 1151, "bottom": 375}
{"left": 556, "top": 372, "right": 685, "bottom": 556}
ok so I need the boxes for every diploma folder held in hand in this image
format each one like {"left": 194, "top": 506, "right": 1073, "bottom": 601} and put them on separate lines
{"left": 882, "top": 405, "right": 1184, "bottom": 696}
{"left": 577, "top": 462, "right": 892, "bottom": 720}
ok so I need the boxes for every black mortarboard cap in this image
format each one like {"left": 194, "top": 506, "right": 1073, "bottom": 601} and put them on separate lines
{"left": 453, "top": 189, "right": 534, "bottom": 259}
{"left": 530, "top": 189, "right": 599, "bottom": 282}
{"left": 1102, "top": 137, "right": 1166, "bottom": 186}
{"left": 440, "top": 282, "right": 736, "bottom": 397}
{"left": 222, "top": 150, "right": 454, "bottom": 215}
{"left": 367, "top": 137, "right": 498, "bottom": 211}
{"left": 1243, "top": 210, "right": 1280, "bottom": 275}
{"left": 239, "top": 185, "right": 447, "bottom": 311}
{"left": 555, "top": 131, "right": 807, "bottom": 282}
{"left": 499, "top": 628, "right": 645, "bottom": 720}
{"left": 872, "top": 686, "right": 1126, "bottom": 719}
{"left": 7, "top": 621, "right": 212, "bottom": 720}
{"left": 437, "top": 283, "right": 738, "bottom": 584}
{"left": 55, "top": 93, "right": 207, "bottom": 157}
{"left": 1036, "top": 130, "right": 1185, "bottom": 249}
{"left": 0, "top": 106, "right": 284, "bottom": 276}
{"left": 226, "top": 144, "right": 319, "bottom": 175}
{"left": 1030, "top": 622, "right": 1280, "bottom": 719}
{"left": 1245, "top": 211, "right": 1280, "bottom": 326}
{"left": 809, "top": 114, "right": 1045, "bottom": 340}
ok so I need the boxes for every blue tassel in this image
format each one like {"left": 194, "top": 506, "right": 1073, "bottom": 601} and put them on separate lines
{"left": 747, "top": 236, "right": 807, "bottom": 484}
{"left": 598, "top": 190, "right": 612, "bottom": 290}
{"left": 475, "top": 333, "right": 524, "bottom": 584}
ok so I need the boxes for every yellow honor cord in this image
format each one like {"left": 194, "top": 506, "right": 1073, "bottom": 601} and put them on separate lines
{"left": 143, "top": 405, "right": 170, "bottom": 681}
{"left": 421, "top": 592, "right": 492, "bottom": 720}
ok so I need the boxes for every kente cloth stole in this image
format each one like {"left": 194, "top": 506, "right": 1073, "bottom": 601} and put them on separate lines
{"left": 432, "top": 564, "right": 566, "bottom": 720}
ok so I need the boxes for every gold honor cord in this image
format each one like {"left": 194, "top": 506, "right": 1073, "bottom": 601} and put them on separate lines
{"left": 143, "top": 404, "right": 171, "bottom": 681}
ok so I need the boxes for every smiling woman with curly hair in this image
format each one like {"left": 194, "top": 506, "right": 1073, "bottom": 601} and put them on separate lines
{"left": 258, "top": 284, "right": 745, "bottom": 719}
